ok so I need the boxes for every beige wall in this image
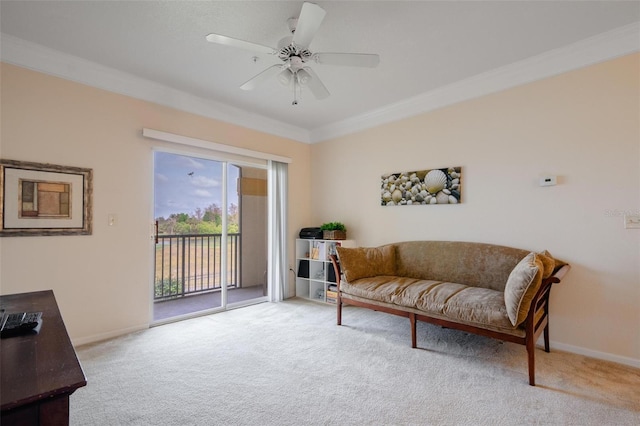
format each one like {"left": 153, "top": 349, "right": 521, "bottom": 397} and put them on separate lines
{"left": 0, "top": 63, "right": 312, "bottom": 344}
{"left": 311, "top": 54, "right": 640, "bottom": 365}
{"left": 2, "top": 53, "right": 639, "bottom": 366}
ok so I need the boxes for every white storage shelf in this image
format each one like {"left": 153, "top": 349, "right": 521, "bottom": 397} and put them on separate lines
{"left": 295, "top": 239, "right": 355, "bottom": 304}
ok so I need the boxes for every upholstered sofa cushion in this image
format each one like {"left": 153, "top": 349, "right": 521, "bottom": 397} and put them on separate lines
{"left": 340, "top": 276, "right": 424, "bottom": 304}
{"left": 341, "top": 276, "right": 516, "bottom": 331}
{"left": 443, "top": 286, "right": 515, "bottom": 330}
{"left": 504, "top": 252, "right": 547, "bottom": 326}
{"left": 336, "top": 245, "right": 396, "bottom": 282}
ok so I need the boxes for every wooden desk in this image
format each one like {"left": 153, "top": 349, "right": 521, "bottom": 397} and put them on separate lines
{"left": 1, "top": 290, "right": 87, "bottom": 426}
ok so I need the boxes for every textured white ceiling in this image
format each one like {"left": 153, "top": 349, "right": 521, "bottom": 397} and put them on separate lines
{"left": 1, "top": 1, "right": 639, "bottom": 141}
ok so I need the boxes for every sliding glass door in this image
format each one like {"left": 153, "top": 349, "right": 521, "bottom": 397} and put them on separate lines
{"left": 152, "top": 151, "right": 267, "bottom": 322}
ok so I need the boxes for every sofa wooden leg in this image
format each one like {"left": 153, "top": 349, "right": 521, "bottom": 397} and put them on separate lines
{"left": 544, "top": 324, "right": 550, "bottom": 353}
{"left": 410, "top": 313, "right": 417, "bottom": 348}
{"left": 526, "top": 337, "right": 536, "bottom": 386}
{"left": 337, "top": 298, "right": 342, "bottom": 326}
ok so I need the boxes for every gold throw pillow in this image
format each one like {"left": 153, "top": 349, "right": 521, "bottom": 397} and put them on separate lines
{"left": 336, "top": 245, "right": 396, "bottom": 282}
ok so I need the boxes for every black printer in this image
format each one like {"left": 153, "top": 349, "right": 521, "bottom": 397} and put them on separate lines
{"left": 299, "top": 227, "right": 323, "bottom": 239}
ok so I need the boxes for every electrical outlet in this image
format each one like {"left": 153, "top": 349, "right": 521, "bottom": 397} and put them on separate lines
{"left": 108, "top": 214, "right": 117, "bottom": 226}
{"left": 624, "top": 214, "right": 640, "bottom": 229}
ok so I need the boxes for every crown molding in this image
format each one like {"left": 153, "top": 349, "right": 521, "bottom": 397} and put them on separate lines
{"left": 309, "top": 22, "right": 640, "bottom": 143}
{"left": 2, "top": 22, "right": 638, "bottom": 145}
{"left": 0, "top": 33, "right": 311, "bottom": 144}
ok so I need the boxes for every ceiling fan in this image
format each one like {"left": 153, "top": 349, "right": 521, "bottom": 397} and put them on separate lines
{"left": 206, "top": 2, "right": 380, "bottom": 105}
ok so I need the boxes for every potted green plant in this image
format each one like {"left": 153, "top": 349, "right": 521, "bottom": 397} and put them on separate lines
{"left": 320, "top": 222, "right": 347, "bottom": 240}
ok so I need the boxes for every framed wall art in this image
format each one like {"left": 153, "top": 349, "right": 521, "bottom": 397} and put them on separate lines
{"left": 381, "top": 167, "right": 461, "bottom": 206}
{"left": 0, "top": 159, "right": 93, "bottom": 236}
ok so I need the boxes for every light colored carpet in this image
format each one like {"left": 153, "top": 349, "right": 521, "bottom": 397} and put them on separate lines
{"left": 71, "top": 298, "right": 640, "bottom": 425}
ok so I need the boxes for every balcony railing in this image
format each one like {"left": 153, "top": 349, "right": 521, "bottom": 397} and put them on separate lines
{"left": 154, "top": 233, "right": 240, "bottom": 301}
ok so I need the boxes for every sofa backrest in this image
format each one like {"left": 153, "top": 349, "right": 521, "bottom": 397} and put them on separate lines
{"left": 394, "top": 241, "right": 530, "bottom": 292}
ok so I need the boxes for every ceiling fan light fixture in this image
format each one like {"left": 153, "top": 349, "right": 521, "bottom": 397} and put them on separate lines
{"left": 296, "top": 69, "right": 312, "bottom": 86}
{"left": 289, "top": 56, "right": 304, "bottom": 71}
{"left": 278, "top": 68, "right": 293, "bottom": 86}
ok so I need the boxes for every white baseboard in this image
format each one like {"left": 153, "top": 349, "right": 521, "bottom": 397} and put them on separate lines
{"left": 538, "top": 337, "right": 640, "bottom": 369}
{"left": 72, "top": 324, "right": 149, "bottom": 347}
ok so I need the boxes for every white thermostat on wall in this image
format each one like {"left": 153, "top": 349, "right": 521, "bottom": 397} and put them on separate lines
{"left": 539, "top": 174, "right": 557, "bottom": 187}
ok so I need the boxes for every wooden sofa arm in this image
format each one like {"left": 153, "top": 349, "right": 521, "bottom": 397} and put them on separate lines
{"left": 533, "top": 264, "right": 571, "bottom": 315}
{"left": 329, "top": 254, "right": 341, "bottom": 290}
{"left": 551, "top": 264, "right": 571, "bottom": 282}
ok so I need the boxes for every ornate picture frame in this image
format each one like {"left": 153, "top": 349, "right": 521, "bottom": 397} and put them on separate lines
{"left": 0, "top": 159, "right": 93, "bottom": 237}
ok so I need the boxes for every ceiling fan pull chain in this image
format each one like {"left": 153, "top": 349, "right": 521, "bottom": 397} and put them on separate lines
{"left": 292, "top": 77, "right": 299, "bottom": 106}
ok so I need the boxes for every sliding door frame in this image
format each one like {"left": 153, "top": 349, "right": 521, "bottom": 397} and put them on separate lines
{"left": 144, "top": 129, "right": 291, "bottom": 325}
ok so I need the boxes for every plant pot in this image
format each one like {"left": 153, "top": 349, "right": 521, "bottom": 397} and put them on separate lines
{"left": 323, "top": 230, "right": 346, "bottom": 240}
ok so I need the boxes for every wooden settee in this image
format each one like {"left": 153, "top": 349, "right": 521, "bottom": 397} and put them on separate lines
{"left": 329, "top": 241, "right": 571, "bottom": 386}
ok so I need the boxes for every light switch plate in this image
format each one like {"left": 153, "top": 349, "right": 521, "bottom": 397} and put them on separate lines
{"left": 624, "top": 214, "right": 640, "bottom": 229}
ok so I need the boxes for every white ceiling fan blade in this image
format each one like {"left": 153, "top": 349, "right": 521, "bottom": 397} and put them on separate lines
{"left": 313, "top": 53, "right": 380, "bottom": 68}
{"left": 300, "top": 67, "right": 329, "bottom": 100}
{"left": 240, "top": 65, "right": 283, "bottom": 91}
{"left": 206, "top": 33, "right": 276, "bottom": 54}
{"left": 291, "top": 2, "right": 326, "bottom": 48}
